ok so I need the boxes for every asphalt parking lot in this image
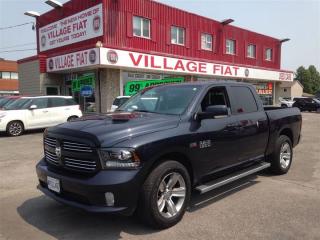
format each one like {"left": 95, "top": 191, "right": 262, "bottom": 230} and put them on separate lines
{"left": 0, "top": 113, "right": 319, "bottom": 240}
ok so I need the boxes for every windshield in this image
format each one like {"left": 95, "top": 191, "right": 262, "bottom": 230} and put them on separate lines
{"left": 118, "top": 85, "right": 201, "bottom": 115}
{"left": 4, "top": 98, "right": 32, "bottom": 110}
{"left": 0, "top": 98, "right": 13, "bottom": 108}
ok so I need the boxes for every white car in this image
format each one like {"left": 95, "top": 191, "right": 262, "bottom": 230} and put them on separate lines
{"left": 110, "top": 96, "right": 130, "bottom": 112}
{"left": 0, "top": 96, "right": 82, "bottom": 136}
{"left": 279, "top": 97, "right": 295, "bottom": 108}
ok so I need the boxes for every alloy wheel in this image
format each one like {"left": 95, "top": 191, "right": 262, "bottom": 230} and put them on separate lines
{"left": 157, "top": 172, "right": 186, "bottom": 218}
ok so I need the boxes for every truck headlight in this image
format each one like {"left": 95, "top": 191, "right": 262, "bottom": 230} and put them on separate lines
{"left": 98, "top": 148, "right": 140, "bottom": 169}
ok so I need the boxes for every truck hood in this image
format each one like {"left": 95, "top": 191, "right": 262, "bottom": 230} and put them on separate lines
{"left": 49, "top": 112, "right": 180, "bottom": 147}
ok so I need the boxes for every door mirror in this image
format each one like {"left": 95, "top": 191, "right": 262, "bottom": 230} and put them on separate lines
{"left": 29, "top": 105, "right": 38, "bottom": 110}
{"left": 196, "top": 105, "right": 229, "bottom": 120}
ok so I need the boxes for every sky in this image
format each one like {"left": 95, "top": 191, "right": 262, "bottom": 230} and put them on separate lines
{"left": 0, "top": 0, "right": 319, "bottom": 71}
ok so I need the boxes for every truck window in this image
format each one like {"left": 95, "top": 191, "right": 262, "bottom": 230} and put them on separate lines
{"left": 229, "top": 86, "right": 258, "bottom": 114}
{"left": 201, "top": 87, "right": 230, "bottom": 111}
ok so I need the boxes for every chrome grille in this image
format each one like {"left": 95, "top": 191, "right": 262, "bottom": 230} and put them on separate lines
{"left": 44, "top": 137, "right": 56, "bottom": 148}
{"left": 44, "top": 137, "right": 97, "bottom": 172}
{"left": 63, "top": 141, "right": 93, "bottom": 152}
{"left": 44, "top": 150, "right": 59, "bottom": 165}
{"left": 64, "top": 157, "right": 97, "bottom": 171}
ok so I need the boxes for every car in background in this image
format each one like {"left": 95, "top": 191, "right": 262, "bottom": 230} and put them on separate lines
{"left": 110, "top": 96, "right": 130, "bottom": 112}
{"left": 0, "top": 96, "right": 82, "bottom": 136}
{"left": 279, "top": 97, "right": 295, "bottom": 108}
{"left": 292, "top": 97, "right": 320, "bottom": 112}
{"left": 0, "top": 96, "right": 21, "bottom": 110}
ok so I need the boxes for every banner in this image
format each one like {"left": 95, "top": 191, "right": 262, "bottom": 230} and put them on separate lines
{"left": 39, "top": 4, "right": 103, "bottom": 52}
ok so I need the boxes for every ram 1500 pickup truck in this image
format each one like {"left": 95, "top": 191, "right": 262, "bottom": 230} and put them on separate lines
{"left": 36, "top": 82, "right": 302, "bottom": 229}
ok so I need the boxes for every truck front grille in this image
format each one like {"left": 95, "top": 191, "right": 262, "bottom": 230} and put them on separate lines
{"left": 44, "top": 136, "right": 99, "bottom": 173}
{"left": 64, "top": 157, "right": 97, "bottom": 171}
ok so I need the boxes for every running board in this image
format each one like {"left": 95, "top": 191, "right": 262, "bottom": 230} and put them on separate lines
{"left": 195, "top": 161, "right": 271, "bottom": 194}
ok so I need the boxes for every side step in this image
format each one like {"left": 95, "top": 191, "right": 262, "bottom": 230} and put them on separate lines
{"left": 195, "top": 161, "right": 271, "bottom": 194}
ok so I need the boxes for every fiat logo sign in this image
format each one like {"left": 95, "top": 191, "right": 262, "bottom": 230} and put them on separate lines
{"left": 245, "top": 68, "right": 250, "bottom": 77}
{"left": 93, "top": 16, "right": 101, "bottom": 32}
{"left": 41, "top": 35, "right": 46, "bottom": 47}
{"left": 89, "top": 50, "right": 97, "bottom": 64}
{"left": 48, "top": 59, "right": 54, "bottom": 70}
{"left": 107, "top": 50, "right": 118, "bottom": 64}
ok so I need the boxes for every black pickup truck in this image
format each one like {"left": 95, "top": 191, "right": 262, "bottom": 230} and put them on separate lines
{"left": 36, "top": 82, "right": 302, "bottom": 229}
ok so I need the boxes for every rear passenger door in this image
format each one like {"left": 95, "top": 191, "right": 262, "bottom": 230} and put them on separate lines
{"left": 228, "top": 86, "right": 269, "bottom": 162}
{"left": 48, "top": 98, "right": 69, "bottom": 125}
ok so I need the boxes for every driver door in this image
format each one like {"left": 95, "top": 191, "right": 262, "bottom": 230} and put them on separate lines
{"left": 191, "top": 86, "right": 241, "bottom": 178}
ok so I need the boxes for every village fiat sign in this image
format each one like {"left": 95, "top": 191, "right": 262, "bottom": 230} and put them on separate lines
{"left": 39, "top": 4, "right": 103, "bottom": 52}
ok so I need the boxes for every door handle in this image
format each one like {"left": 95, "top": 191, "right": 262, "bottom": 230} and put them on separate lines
{"left": 226, "top": 123, "right": 242, "bottom": 131}
{"left": 64, "top": 108, "right": 70, "bottom": 110}
{"left": 42, "top": 110, "right": 49, "bottom": 113}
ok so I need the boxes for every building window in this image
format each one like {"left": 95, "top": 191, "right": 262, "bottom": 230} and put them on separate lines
{"left": 10, "top": 72, "right": 18, "bottom": 79}
{"left": 265, "top": 48, "right": 272, "bottom": 61}
{"left": 1, "top": 72, "right": 11, "bottom": 79}
{"left": 247, "top": 44, "right": 256, "bottom": 58}
{"left": 226, "top": 39, "right": 236, "bottom": 55}
{"left": 201, "top": 33, "right": 213, "bottom": 51}
{"left": 171, "top": 26, "right": 185, "bottom": 45}
{"left": 133, "top": 16, "right": 150, "bottom": 38}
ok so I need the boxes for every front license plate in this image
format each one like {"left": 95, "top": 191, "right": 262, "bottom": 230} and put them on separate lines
{"left": 47, "top": 176, "right": 60, "bottom": 193}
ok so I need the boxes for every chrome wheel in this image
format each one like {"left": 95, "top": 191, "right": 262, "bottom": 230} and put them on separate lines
{"left": 280, "top": 142, "right": 291, "bottom": 169}
{"left": 8, "top": 122, "right": 23, "bottom": 136}
{"left": 157, "top": 172, "right": 186, "bottom": 218}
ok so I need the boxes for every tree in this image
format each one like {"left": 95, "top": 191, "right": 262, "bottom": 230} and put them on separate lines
{"left": 295, "top": 65, "right": 320, "bottom": 94}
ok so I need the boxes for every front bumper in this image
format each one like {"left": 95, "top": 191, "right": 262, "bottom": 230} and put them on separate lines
{"left": 36, "top": 158, "right": 141, "bottom": 215}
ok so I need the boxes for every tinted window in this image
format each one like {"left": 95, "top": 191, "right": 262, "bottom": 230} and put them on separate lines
{"left": 31, "top": 98, "right": 48, "bottom": 109}
{"left": 201, "top": 87, "right": 230, "bottom": 111}
{"left": 229, "top": 86, "right": 258, "bottom": 114}
{"left": 50, "top": 98, "right": 66, "bottom": 107}
{"left": 66, "top": 98, "right": 77, "bottom": 106}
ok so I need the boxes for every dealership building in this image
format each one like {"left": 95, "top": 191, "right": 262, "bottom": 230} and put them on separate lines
{"left": 18, "top": 0, "right": 295, "bottom": 112}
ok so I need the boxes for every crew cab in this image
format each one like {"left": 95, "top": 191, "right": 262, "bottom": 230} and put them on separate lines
{"left": 36, "top": 82, "right": 302, "bottom": 229}
{"left": 0, "top": 96, "right": 82, "bottom": 136}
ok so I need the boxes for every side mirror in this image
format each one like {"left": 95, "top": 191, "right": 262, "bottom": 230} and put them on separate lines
{"left": 195, "top": 105, "right": 229, "bottom": 120}
{"left": 29, "top": 105, "right": 38, "bottom": 110}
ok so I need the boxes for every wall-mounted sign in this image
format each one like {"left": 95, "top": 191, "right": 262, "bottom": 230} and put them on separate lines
{"left": 124, "top": 77, "right": 185, "bottom": 96}
{"left": 46, "top": 47, "right": 294, "bottom": 83}
{"left": 99, "top": 48, "right": 294, "bottom": 82}
{"left": 80, "top": 85, "right": 94, "bottom": 97}
{"left": 72, "top": 75, "right": 95, "bottom": 92}
{"left": 255, "top": 82, "right": 273, "bottom": 95}
{"left": 47, "top": 48, "right": 98, "bottom": 72}
{"left": 39, "top": 3, "right": 103, "bottom": 52}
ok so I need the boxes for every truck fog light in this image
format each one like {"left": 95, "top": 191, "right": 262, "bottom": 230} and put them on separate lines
{"left": 105, "top": 192, "right": 115, "bottom": 207}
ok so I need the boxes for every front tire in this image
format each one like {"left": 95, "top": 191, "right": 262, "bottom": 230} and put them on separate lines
{"left": 6, "top": 121, "right": 24, "bottom": 137}
{"left": 138, "top": 161, "right": 191, "bottom": 229}
{"left": 269, "top": 135, "right": 293, "bottom": 175}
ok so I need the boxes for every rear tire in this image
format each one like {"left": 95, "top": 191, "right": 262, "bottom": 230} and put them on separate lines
{"left": 67, "top": 116, "right": 78, "bottom": 122}
{"left": 6, "top": 121, "right": 24, "bottom": 137}
{"left": 269, "top": 135, "right": 293, "bottom": 175}
{"left": 137, "top": 161, "right": 191, "bottom": 229}
{"left": 281, "top": 104, "right": 288, "bottom": 108}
